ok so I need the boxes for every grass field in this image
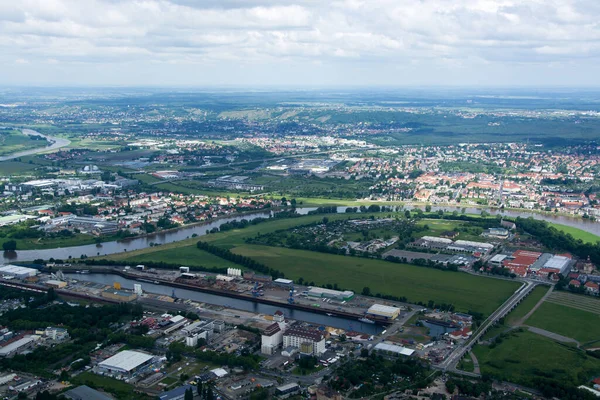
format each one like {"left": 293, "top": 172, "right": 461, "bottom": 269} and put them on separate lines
{"left": 231, "top": 244, "right": 517, "bottom": 315}
{"left": 505, "top": 285, "right": 549, "bottom": 326}
{"left": 547, "top": 222, "right": 600, "bottom": 244}
{"left": 0, "top": 129, "right": 49, "bottom": 156}
{"left": 526, "top": 302, "right": 600, "bottom": 344}
{"left": 0, "top": 160, "right": 37, "bottom": 176}
{"left": 70, "top": 372, "right": 152, "bottom": 400}
{"left": 473, "top": 329, "right": 600, "bottom": 386}
{"left": 545, "top": 291, "right": 600, "bottom": 315}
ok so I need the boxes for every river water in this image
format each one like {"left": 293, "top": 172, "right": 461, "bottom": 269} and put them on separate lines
{"left": 72, "top": 273, "right": 382, "bottom": 334}
{"left": 2, "top": 206, "right": 598, "bottom": 263}
{"left": 0, "top": 129, "right": 71, "bottom": 161}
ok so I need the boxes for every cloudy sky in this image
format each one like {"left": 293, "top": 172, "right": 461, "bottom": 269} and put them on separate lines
{"left": 1, "top": 0, "right": 599, "bottom": 87}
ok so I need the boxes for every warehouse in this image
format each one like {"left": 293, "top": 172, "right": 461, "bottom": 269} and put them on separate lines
{"left": 0, "top": 265, "right": 38, "bottom": 279}
{"left": 366, "top": 304, "right": 401, "bottom": 320}
{"left": 97, "top": 350, "right": 154, "bottom": 377}
{"left": 373, "top": 342, "right": 415, "bottom": 356}
{"left": 542, "top": 255, "right": 572, "bottom": 275}
{"left": 273, "top": 278, "right": 294, "bottom": 287}
{"left": 307, "top": 287, "right": 354, "bottom": 301}
{"left": 45, "top": 279, "right": 67, "bottom": 289}
{"left": 0, "top": 336, "right": 39, "bottom": 358}
{"left": 101, "top": 289, "right": 137, "bottom": 302}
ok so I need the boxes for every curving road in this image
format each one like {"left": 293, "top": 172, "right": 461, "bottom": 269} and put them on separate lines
{"left": 0, "top": 128, "right": 70, "bottom": 161}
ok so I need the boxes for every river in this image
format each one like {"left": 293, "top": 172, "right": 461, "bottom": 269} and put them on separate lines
{"left": 0, "top": 129, "right": 71, "bottom": 161}
{"left": 2, "top": 206, "right": 598, "bottom": 263}
{"left": 72, "top": 272, "right": 382, "bottom": 334}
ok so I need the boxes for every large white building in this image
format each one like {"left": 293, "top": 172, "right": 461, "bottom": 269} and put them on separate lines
{"left": 0, "top": 265, "right": 38, "bottom": 279}
{"left": 366, "top": 304, "right": 401, "bottom": 320}
{"left": 283, "top": 326, "right": 325, "bottom": 356}
{"left": 97, "top": 350, "right": 154, "bottom": 377}
{"left": 261, "top": 323, "right": 283, "bottom": 355}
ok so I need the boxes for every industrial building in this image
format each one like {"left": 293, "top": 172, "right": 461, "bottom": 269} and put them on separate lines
{"left": 97, "top": 350, "right": 154, "bottom": 377}
{"left": 159, "top": 384, "right": 195, "bottom": 400}
{"left": 261, "top": 323, "right": 283, "bottom": 355}
{"left": 101, "top": 289, "right": 137, "bottom": 302}
{"left": 373, "top": 342, "right": 415, "bottom": 356}
{"left": 45, "top": 327, "right": 69, "bottom": 341}
{"left": 283, "top": 326, "right": 325, "bottom": 355}
{"left": 366, "top": 304, "right": 401, "bottom": 320}
{"left": 276, "top": 383, "right": 300, "bottom": 398}
{"left": 274, "top": 278, "right": 294, "bottom": 287}
{"left": 542, "top": 255, "right": 572, "bottom": 275}
{"left": 0, "top": 265, "right": 38, "bottom": 279}
{"left": 45, "top": 279, "right": 67, "bottom": 289}
{"left": 307, "top": 287, "right": 354, "bottom": 301}
{"left": 0, "top": 336, "right": 39, "bottom": 358}
{"left": 64, "top": 385, "right": 113, "bottom": 400}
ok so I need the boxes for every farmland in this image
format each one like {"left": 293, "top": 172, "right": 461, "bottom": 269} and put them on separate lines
{"left": 545, "top": 291, "right": 600, "bottom": 315}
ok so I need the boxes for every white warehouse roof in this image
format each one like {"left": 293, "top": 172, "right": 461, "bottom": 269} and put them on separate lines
{"left": 98, "top": 350, "right": 154, "bottom": 373}
{"left": 543, "top": 256, "right": 571, "bottom": 272}
{"left": 454, "top": 240, "right": 494, "bottom": 249}
{"left": 0, "top": 265, "right": 38, "bottom": 277}
{"left": 374, "top": 342, "right": 415, "bottom": 356}
{"left": 367, "top": 304, "right": 401, "bottom": 317}
{"left": 421, "top": 236, "right": 453, "bottom": 244}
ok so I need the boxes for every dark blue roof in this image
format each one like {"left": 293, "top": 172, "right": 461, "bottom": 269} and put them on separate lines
{"left": 158, "top": 384, "right": 195, "bottom": 400}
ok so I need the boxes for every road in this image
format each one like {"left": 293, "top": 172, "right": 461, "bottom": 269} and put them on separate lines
{"left": 0, "top": 128, "right": 71, "bottom": 161}
{"left": 436, "top": 280, "right": 537, "bottom": 375}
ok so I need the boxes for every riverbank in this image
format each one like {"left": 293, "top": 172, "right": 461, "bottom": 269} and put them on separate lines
{"left": 0, "top": 128, "right": 70, "bottom": 161}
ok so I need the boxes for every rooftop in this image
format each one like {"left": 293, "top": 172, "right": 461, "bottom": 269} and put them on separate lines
{"left": 98, "top": 350, "right": 154, "bottom": 372}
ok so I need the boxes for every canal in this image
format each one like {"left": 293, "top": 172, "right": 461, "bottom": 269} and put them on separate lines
{"left": 72, "top": 273, "right": 383, "bottom": 335}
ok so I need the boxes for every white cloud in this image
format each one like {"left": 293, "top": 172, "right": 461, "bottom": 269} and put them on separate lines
{"left": 0, "top": 0, "right": 599, "bottom": 85}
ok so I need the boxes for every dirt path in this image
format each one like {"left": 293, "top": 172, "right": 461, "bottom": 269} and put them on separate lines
{"left": 525, "top": 326, "right": 580, "bottom": 347}
{"left": 516, "top": 285, "right": 553, "bottom": 326}
{"left": 469, "top": 351, "right": 481, "bottom": 375}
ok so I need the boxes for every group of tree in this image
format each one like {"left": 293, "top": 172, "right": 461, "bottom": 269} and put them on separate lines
{"left": 515, "top": 217, "right": 600, "bottom": 265}
{"left": 196, "top": 241, "right": 284, "bottom": 279}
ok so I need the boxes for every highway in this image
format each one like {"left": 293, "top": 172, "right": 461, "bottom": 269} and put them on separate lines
{"left": 435, "top": 280, "right": 537, "bottom": 374}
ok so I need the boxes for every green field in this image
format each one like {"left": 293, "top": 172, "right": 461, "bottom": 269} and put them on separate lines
{"left": 70, "top": 372, "right": 152, "bottom": 400}
{"left": 0, "top": 129, "right": 49, "bottom": 156}
{"left": 0, "top": 160, "right": 38, "bottom": 176}
{"left": 547, "top": 222, "right": 600, "bottom": 244}
{"left": 526, "top": 302, "right": 600, "bottom": 344}
{"left": 545, "top": 291, "right": 600, "bottom": 315}
{"left": 473, "top": 330, "right": 600, "bottom": 387}
{"left": 504, "top": 285, "right": 549, "bottom": 326}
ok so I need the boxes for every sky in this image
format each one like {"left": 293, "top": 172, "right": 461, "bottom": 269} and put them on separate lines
{"left": 1, "top": 0, "right": 599, "bottom": 87}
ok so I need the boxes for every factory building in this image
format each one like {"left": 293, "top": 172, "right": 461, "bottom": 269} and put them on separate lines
{"left": 274, "top": 278, "right": 294, "bottom": 287}
{"left": 276, "top": 383, "right": 300, "bottom": 398}
{"left": 101, "top": 289, "right": 137, "bottom": 302}
{"left": 97, "top": 350, "right": 154, "bottom": 377}
{"left": 261, "top": 323, "right": 283, "bottom": 355}
{"left": 45, "top": 279, "right": 67, "bottom": 289}
{"left": 373, "top": 342, "right": 415, "bottom": 357}
{"left": 64, "top": 385, "right": 113, "bottom": 400}
{"left": 366, "top": 304, "right": 401, "bottom": 320}
{"left": 283, "top": 326, "right": 325, "bottom": 355}
{"left": 307, "top": 287, "right": 354, "bottom": 301}
{"left": 0, "top": 336, "right": 39, "bottom": 358}
{"left": 0, "top": 265, "right": 38, "bottom": 279}
{"left": 542, "top": 255, "right": 572, "bottom": 275}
